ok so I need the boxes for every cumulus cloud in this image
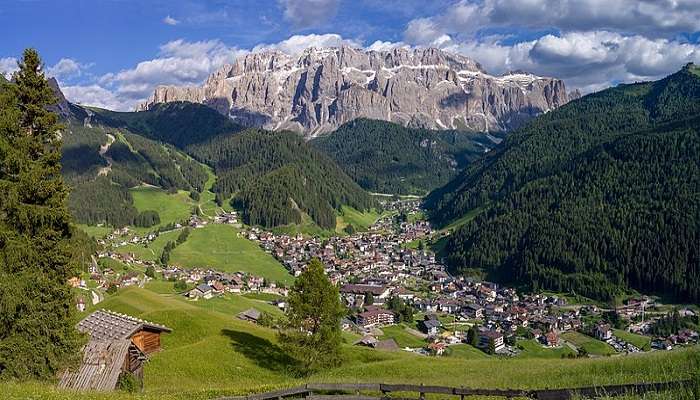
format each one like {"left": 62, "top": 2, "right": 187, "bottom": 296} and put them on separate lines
{"left": 61, "top": 84, "right": 133, "bottom": 111}
{"left": 404, "top": 0, "right": 700, "bottom": 44}
{"left": 91, "top": 39, "right": 246, "bottom": 108}
{"left": 279, "top": 0, "right": 339, "bottom": 29}
{"left": 431, "top": 31, "right": 700, "bottom": 93}
{"left": 46, "top": 58, "right": 93, "bottom": 82}
{"left": 400, "top": 0, "right": 700, "bottom": 93}
{"left": 253, "top": 33, "right": 361, "bottom": 54}
{"left": 0, "top": 57, "right": 18, "bottom": 79}
{"left": 163, "top": 15, "right": 180, "bottom": 26}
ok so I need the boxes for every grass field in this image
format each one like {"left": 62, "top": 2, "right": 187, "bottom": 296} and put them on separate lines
{"left": 516, "top": 339, "right": 577, "bottom": 358}
{"left": 379, "top": 325, "right": 427, "bottom": 348}
{"left": 130, "top": 186, "right": 194, "bottom": 230}
{"left": 116, "top": 229, "right": 182, "bottom": 262}
{"left": 242, "top": 292, "right": 285, "bottom": 302}
{"left": 169, "top": 224, "right": 293, "bottom": 285}
{"left": 3, "top": 286, "right": 698, "bottom": 400}
{"left": 614, "top": 329, "right": 652, "bottom": 350}
{"left": 562, "top": 332, "right": 616, "bottom": 356}
{"left": 445, "top": 344, "right": 489, "bottom": 359}
{"left": 335, "top": 206, "right": 381, "bottom": 233}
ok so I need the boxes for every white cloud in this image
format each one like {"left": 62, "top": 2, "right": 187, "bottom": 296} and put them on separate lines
{"left": 253, "top": 33, "right": 361, "bottom": 55}
{"left": 434, "top": 31, "right": 700, "bottom": 93}
{"left": 366, "top": 40, "right": 409, "bottom": 52}
{"left": 404, "top": 0, "right": 700, "bottom": 44}
{"left": 61, "top": 84, "right": 133, "bottom": 111}
{"left": 46, "top": 58, "right": 93, "bottom": 82}
{"left": 94, "top": 39, "right": 246, "bottom": 108}
{"left": 0, "top": 57, "right": 18, "bottom": 79}
{"left": 400, "top": 1, "right": 700, "bottom": 93}
{"left": 163, "top": 15, "right": 180, "bottom": 26}
{"left": 279, "top": 0, "right": 339, "bottom": 29}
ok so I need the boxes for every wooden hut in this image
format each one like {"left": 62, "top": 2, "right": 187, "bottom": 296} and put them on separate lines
{"left": 58, "top": 340, "right": 146, "bottom": 391}
{"left": 60, "top": 310, "right": 172, "bottom": 391}
{"left": 77, "top": 309, "right": 172, "bottom": 354}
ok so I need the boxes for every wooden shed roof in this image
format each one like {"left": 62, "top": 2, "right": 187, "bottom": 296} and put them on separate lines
{"left": 58, "top": 340, "right": 143, "bottom": 391}
{"left": 77, "top": 309, "right": 172, "bottom": 340}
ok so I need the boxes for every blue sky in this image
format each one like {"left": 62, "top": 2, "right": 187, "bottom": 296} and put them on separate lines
{"left": 2, "top": 0, "right": 699, "bottom": 110}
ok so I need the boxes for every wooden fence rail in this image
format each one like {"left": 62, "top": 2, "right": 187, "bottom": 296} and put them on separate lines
{"left": 216, "top": 379, "right": 694, "bottom": 400}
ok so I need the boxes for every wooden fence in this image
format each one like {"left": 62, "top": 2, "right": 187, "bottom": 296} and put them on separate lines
{"left": 216, "top": 380, "right": 695, "bottom": 400}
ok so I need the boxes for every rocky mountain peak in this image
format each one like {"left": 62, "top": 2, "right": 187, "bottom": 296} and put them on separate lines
{"left": 138, "top": 46, "right": 573, "bottom": 136}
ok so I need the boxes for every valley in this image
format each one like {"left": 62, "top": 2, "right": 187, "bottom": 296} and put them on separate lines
{"left": 1, "top": 11, "right": 700, "bottom": 397}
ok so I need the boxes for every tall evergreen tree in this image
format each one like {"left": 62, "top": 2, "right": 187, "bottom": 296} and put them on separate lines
{"left": 0, "top": 49, "right": 83, "bottom": 379}
{"left": 278, "top": 258, "right": 345, "bottom": 373}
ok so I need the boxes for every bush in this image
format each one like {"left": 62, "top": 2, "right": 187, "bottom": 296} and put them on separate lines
{"left": 189, "top": 190, "right": 200, "bottom": 201}
{"left": 145, "top": 266, "right": 155, "bottom": 278}
{"left": 117, "top": 372, "right": 140, "bottom": 392}
{"left": 174, "top": 280, "right": 188, "bottom": 292}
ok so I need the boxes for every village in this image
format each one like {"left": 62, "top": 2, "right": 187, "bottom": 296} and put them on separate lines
{"left": 80, "top": 199, "right": 698, "bottom": 360}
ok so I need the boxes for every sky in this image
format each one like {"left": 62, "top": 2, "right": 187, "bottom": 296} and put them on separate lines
{"left": 2, "top": 0, "right": 700, "bottom": 111}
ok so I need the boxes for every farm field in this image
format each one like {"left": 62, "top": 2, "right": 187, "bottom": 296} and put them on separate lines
{"left": 561, "top": 332, "right": 616, "bottom": 356}
{"left": 169, "top": 224, "right": 294, "bottom": 285}
{"left": 4, "top": 286, "right": 697, "bottom": 400}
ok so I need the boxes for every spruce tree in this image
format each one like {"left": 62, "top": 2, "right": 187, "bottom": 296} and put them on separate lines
{"left": 278, "top": 258, "right": 345, "bottom": 373}
{"left": 0, "top": 49, "right": 82, "bottom": 379}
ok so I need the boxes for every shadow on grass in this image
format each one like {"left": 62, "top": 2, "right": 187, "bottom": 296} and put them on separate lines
{"left": 221, "top": 329, "right": 301, "bottom": 376}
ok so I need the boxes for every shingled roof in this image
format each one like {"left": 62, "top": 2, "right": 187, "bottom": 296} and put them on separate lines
{"left": 77, "top": 309, "right": 172, "bottom": 340}
{"left": 58, "top": 340, "right": 144, "bottom": 391}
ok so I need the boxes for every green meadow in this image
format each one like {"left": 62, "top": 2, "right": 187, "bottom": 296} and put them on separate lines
{"left": 169, "top": 224, "right": 294, "bottom": 285}
{"left": 130, "top": 186, "right": 195, "bottom": 231}
{"left": 116, "top": 229, "right": 182, "bottom": 262}
{"left": 614, "top": 329, "right": 653, "bottom": 351}
{"left": 561, "top": 332, "right": 616, "bottom": 356}
{"left": 5, "top": 286, "right": 697, "bottom": 400}
{"left": 515, "top": 339, "right": 577, "bottom": 359}
{"left": 379, "top": 325, "right": 427, "bottom": 348}
{"left": 335, "top": 206, "right": 382, "bottom": 233}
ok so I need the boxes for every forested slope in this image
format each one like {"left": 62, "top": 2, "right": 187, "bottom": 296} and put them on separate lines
{"left": 57, "top": 101, "right": 209, "bottom": 227}
{"left": 426, "top": 64, "right": 700, "bottom": 302}
{"left": 311, "top": 119, "right": 496, "bottom": 195}
{"left": 92, "top": 103, "right": 374, "bottom": 230}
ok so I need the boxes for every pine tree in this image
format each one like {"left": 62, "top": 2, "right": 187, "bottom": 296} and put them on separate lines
{"left": 278, "top": 258, "right": 345, "bottom": 373}
{"left": 0, "top": 49, "right": 83, "bottom": 379}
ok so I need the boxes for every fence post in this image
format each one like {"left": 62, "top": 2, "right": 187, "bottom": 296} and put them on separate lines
{"left": 419, "top": 383, "right": 425, "bottom": 400}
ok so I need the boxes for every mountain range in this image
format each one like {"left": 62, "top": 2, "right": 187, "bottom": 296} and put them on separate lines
{"left": 138, "top": 46, "right": 577, "bottom": 136}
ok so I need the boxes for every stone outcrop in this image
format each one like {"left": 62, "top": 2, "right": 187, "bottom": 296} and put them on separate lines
{"left": 138, "top": 46, "right": 573, "bottom": 136}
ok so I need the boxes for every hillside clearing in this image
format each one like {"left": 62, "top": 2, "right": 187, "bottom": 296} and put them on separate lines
{"left": 169, "top": 224, "right": 293, "bottom": 285}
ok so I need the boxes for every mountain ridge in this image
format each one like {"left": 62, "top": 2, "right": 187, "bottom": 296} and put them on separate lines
{"left": 138, "top": 46, "right": 573, "bottom": 136}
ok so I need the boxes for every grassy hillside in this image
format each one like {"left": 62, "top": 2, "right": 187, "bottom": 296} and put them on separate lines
{"left": 169, "top": 224, "right": 293, "bottom": 285}
{"left": 91, "top": 104, "right": 376, "bottom": 230}
{"left": 311, "top": 119, "right": 495, "bottom": 195}
{"left": 427, "top": 64, "right": 700, "bottom": 303}
{"left": 3, "top": 286, "right": 697, "bottom": 399}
